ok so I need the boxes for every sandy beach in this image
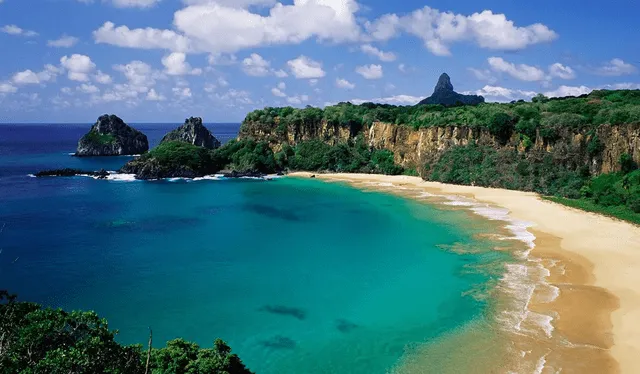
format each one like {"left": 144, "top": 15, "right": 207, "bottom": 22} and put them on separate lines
{"left": 291, "top": 172, "right": 640, "bottom": 373}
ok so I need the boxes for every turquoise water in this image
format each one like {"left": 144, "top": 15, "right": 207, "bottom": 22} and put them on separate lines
{"left": 0, "top": 124, "right": 504, "bottom": 373}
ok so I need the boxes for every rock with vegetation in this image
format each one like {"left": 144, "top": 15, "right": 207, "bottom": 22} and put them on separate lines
{"left": 161, "top": 117, "right": 221, "bottom": 149}
{"left": 0, "top": 291, "right": 252, "bottom": 374}
{"left": 417, "top": 73, "right": 485, "bottom": 107}
{"left": 76, "top": 114, "right": 149, "bottom": 156}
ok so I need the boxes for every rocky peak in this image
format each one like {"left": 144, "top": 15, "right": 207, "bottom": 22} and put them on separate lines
{"left": 75, "top": 114, "right": 149, "bottom": 157}
{"left": 161, "top": 117, "right": 221, "bottom": 149}
{"left": 418, "top": 73, "right": 485, "bottom": 107}
{"left": 434, "top": 73, "right": 454, "bottom": 93}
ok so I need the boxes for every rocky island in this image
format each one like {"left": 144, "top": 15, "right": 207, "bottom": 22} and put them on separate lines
{"left": 120, "top": 117, "right": 224, "bottom": 180}
{"left": 417, "top": 73, "right": 485, "bottom": 106}
{"left": 75, "top": 114, "right": 149, "bottom": 157}
{"left": 161, "top": 117, "right": 221, "bottom": 149}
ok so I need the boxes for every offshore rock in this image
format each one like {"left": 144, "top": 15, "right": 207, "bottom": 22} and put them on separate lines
{"left": 417, "top": 73, "right": 485, "bottom": 107}
{"left": 161, "top": 117, "right": 221, "bottom": 149}
{"left": 75, "top": 114, "right": 149, "bottom": 156}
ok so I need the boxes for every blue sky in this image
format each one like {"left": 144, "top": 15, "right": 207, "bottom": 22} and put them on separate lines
{"left": 1, "top": 0, "right": 639, "bottom": 123}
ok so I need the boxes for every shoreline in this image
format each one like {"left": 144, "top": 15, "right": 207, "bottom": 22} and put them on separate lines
{"left": 290, "top": 172, "right": 640, "bottom": 373}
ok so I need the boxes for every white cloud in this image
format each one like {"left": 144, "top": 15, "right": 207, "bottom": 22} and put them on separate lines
{"left": 335, "top": 78, "right": 355, "bottom": 89}
{"left": 487, "top": 57, "right": 546, "bottom": 81}
{"left": 544, "top": 85, "right": 592, "bottom": 98}
{"left": 242, "top": 53, "right": 271, "bottom": 76}
{"left": 61, "top": 87, "right": 73, "bottom": 95}
{"left": 172, "top": 87, "right": 192, "bottom": 98}
{"left": 182, "top": 0, "right": 276, "bottom": 7}
{"left": 12, "top": 65, "right": 60, "bottom": 85}
{"left": 60, "top": 54, "right": 97, "bottom": 82}
{"left": 287, "top": 56, "right": 326, "bottom": 79}
{"left": 94, "top": 70, "right": 113, "bottom": 84}
{"left": 356, "top": 64, "right": 383, "bottom": 79}
{"left": 271, "top": 87, "right": 286, "bottom": 97}
{"left": 398, "top": 63, "right": 408, "bottom": 73}
{"left": 1, "top": 24, "right": 38, "bottom": 37}
{"left": 277, "top": 82, "right": 286, "bottom": 90}
{"left": 360, "top": 44, "right": 396, "bottom": 62}
{"left": 47, "top": 35, "right": 79, "bottom": 48}
{"left": 346, "top": 94, "right": 421, "bottom": 105}
{"left": 366, "top": 7, "right": 556, "bottom": 56}
{"left": 309, "top": 79, "right": 318, "bottom": 86}
{"left": 465, "top": 85, "right": 536, "bottom": 102}
{"left": 161, "top": 52, "right": 202, "bottom": 75}
{"left": 207, "top": 53, "right": 237, "bottom": 65}
{"left": 274, "top": 69, "right": 288, "bottom": 78}
{"left": 93, "top": 22, "right": 192, "bottom": 52}
{"left": 146, "top": 88, "right": 166, "bottom": 101}
{"left": 548, "top": 63, "right": 575, "bottom": 80}
{"left": 77, "top": 84, "right": 100, "bottom": 94}
{"left": 212, "top": 89, "right": 253, "bottom": 105}
{"left": 113, "top": 60, "right": 164, "bottom": 94}
{"left": 218, "top": 76, "right": 229, "bottom": 87}
{"left": 287, "top": 94, "right": 309, "bottom": 105}
{"left": 596, "top": 59, "right": 637, "bottom": 76}
{"left": 0, "top": 82, "right": 18, "bottom": 93}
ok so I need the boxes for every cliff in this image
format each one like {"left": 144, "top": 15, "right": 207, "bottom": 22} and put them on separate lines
{"left": 161, "top": 117, "right": 221, "bottom": 149}
{"left": 239, "top": 120, "right": 640, "bottom": 176}
{"left": 76, "top": 114, "right": 148, "bottom": 156}
{"left": 417, "top": 73, "right": 484, "bottom": 107}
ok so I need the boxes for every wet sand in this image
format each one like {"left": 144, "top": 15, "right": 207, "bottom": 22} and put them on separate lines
{"left": 291, "top": 172, "right": 640, "bottom": 373}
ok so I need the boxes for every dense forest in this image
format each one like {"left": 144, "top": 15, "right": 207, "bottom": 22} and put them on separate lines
{"left": 0, "top": 291, "right": 252, "bottom": 373}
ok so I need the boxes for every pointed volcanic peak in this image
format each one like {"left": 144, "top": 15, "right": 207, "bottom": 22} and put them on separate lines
{"left": 418, "top": 73, "right": 485, "bottom": 107}
{"left": 75, "top": 114, "right": 149, "bottom": 157}
{"left": 161, "top": 117, "right": 221, "bottom": 150}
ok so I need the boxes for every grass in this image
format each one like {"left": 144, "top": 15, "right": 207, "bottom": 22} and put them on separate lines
{"left": 543, "top": 196, "right": 640, "bottom": 226}
{"left": 86, "top": 131, "right": 116, "bottom": 145}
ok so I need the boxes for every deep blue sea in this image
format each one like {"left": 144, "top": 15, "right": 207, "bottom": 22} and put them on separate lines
{"left": 0, "top": 123, "right": 508, "bottom": 373}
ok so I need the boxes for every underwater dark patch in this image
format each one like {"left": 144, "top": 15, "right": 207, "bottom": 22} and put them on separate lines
{"left": 243, "top": 203, "right": 301, "bottom": 222}
{"left": 259, "top": 336, "right": 296, "bottom": 350}
{"left": 335, "top": 319, "right": 359, "bottom": 333}
{"left": 259, "top": 305, "right": 307, "bottom": 320}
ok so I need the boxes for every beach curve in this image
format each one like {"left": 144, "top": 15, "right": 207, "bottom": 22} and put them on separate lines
{"left": 291, "top": 172, "right": 640, "bottom": 373}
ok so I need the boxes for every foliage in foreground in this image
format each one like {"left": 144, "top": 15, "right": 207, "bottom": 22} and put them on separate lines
{"left": 0, "top": 291, "right": 252, "bottom": 374}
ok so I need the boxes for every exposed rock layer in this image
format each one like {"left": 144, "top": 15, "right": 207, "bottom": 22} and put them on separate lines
{"left": 161, "top": 117, "right": 221, "bottom": 149}
{"left": 76, "top": 115, "right": 148, "bottom": 156}
{"left": 417, "top": 73, "right": 485, "bottom": 106}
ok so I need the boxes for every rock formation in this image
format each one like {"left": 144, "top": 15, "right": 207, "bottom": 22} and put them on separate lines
{"left": 76, "top": 115, "right": 149, "bottom": 156}
{"left": 161, "top": 117, "right": 221, "bottom": 149}
{"left": 417, "top": 73, "right": 485, "bottom": 107}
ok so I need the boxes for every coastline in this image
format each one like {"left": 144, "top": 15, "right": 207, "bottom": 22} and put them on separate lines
{"left": 290, "top": 172, "right": 640, "bottom": 373}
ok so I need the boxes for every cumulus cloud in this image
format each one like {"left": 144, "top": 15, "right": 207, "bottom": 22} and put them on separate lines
{"left": 366, "top": 7, "right": 556, "bottom": 56}
{"left": 356, "top": 64, "right": 383, "bottom": 79}
{"left": 0, "top": 82, "right": 18, "bottom": 93}
{"left": 271, "top": 87, "right": 286, "bottom": 97}
{"left": 468, "top": 68, "right": 497, "bottom": 84}
{"left": 146, "top": 88, "right": 166, "bottom": 101}
{"left": 548, "top": 63, "right": 575, "bottom": 80}
{"left": 173, "top": 87, "right": 192, "bottom": 98}
{"left": 47, "top": 35, "right": 79, "bottom": 48}
{"left": 544, "top": 85, "right": 592, "bottom": 98}
{"left": 242, "top": 53, "right": 271, "bottom": 76}
{"left": 113, "top": 60, "right": 163, "bottom": 91}
{"left": 207, "top": 53, "right": 238, "bottom": 66}
{"left": 1, "top": 24, "right": 38, "bottom": 37}
{"left": 335, "top": 78, "right": 355, "bottom": 89}
{"left": 287, "top": 56, "right": 326, "bottom": 79}
{"left": 12, "top": 65, "right": 60, "bottom": 85}
{"left": 360, "top": 44, "right": 396, "bottom": 62}
{"left": 465, "top": 85, "right": 537, "bottom": 102}
{"left": 487, "top": 57, "right": 546, "bottom": 81}
{"left": 93, "top": 22, "right": 192, "bottom": 52}
{"left": 80, "top": 0, "right": 161, "bottom": 8}
{"left": 274, "top": 69, "right": 288, "bottom": 78}
{"left": 60, "top": 54, "right": 97, "bottom": 82}
{"left": 162, "top": 52, "right": 202, "bottom": 75}
{"left": 94, "top": 70, "right": 113, "bottom": 84}
{"left": 596, "top": 59, "right": 637, "bottom": 76}
{"left": 287, "top": 95, "right": 309, "bottom": 105}
{"left": 76, "top": 84, "right": 100, "bottom": 94}
{"left": 343, "top": 94, "right": 421, "bottom": 105}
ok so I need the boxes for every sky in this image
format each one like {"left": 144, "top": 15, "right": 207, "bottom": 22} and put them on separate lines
{"left": 0, "top": 0, "right": 639, "bottom": 123}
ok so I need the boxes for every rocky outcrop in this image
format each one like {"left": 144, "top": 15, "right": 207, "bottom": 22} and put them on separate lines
{"left": 161, "top": 117, "right": 221, "bottom": 149}
{"left": 76, "top": 115, "right": 149, "bottom": 156}
{"left": 417, "top": 73, "right": 485, "bottom": 107}
{"left": 35, "top": 168, "right": 109, "bottom": 179}
{"left": 120, "top": 158, "right": 200, "bottom": 180}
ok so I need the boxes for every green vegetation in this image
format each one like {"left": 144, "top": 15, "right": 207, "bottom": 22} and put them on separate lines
{"left": 242, "top": 90, "right": 640, "bottom": 139}
{"left": 544, "top": 196, "right": 640, "bottom": 225}
{"left": 85, "top": 130, "right": 116, "bottom": 145}
{"left": 147, "top": 141, "right": 218, "bottom": 174}
{"left": 0, "top": 291, "right": 252, "bottom": 374}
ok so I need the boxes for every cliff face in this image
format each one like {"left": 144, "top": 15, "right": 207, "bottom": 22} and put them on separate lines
{"left": 240, "top": 120, "right": 640, "bottom": 175}
{"left": 161, "top": 117, "right": 221, "bottom": 149}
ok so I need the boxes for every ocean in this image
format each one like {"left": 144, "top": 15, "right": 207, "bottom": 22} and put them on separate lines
{"left": 0, "top": 123, "right": 527, "bottom": 373}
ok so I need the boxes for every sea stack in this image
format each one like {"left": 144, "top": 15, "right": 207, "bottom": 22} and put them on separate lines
{"left": 161, "top": 117, "right": 221, "bottom": 150}
{"left": 75, "top": 114, "right": 149, "bottom": 156}
{"left": 418, "top": 73, "right": 485, "bottom": 107}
